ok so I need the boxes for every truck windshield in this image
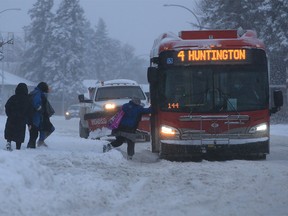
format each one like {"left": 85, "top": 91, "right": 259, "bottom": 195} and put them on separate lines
{"left": 95, "top": 86, "right": 146, "bottom": 101}
{"left": 159, "top": 65, "right": 269, "bottom": 113}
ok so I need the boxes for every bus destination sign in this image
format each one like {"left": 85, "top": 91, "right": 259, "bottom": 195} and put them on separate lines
{"left": 162, "top": 49, "right": 251, "bottom": 66}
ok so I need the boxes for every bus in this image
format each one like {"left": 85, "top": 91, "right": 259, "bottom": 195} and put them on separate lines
{"left": 147, "top": 29, "right": 283, "bottom": 161}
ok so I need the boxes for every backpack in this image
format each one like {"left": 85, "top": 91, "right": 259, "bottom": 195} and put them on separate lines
{"left": 45, "top": 100, "right": 55, "bottom": 117}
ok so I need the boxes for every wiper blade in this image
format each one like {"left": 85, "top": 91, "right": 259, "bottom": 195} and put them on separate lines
{"left": 217, "top": 88, "right": 240, "bottom": 115}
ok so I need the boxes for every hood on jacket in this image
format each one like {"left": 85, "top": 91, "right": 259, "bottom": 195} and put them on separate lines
{"left": 15, "top": 83, "right": 28, "bottom": 95}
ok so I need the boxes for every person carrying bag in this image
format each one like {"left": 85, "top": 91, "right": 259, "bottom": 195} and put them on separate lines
{"left": 103, "top": 97, "right": 151, "bottom": 160}
{"left": 27, "top": 82, "right": 55, "bottom": 148}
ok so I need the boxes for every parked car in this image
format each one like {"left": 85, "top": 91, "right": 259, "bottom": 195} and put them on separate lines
{"left": 65, "top": 104, "right": 81, "bottom": 120}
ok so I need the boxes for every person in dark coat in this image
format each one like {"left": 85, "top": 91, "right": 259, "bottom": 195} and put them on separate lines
{"left": 27, "top": 82, "right": 55, "bottom": 148}
{"left": 4, "top": 83, "right": 33, "bottom": 150}
{"left": 103, "top": 97, "right": 151, "bottom": 160}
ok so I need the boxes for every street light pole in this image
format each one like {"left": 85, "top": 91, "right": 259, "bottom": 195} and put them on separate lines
{"left": 0, "top": 8, "right": 21, "bottom": 14}
{"left": 163, "top": 4, "right": 202, "bottom": 30}
{"left": 0, "top": 8, "right": 21, "bottom": 47}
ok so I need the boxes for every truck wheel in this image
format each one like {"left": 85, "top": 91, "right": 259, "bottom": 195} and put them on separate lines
{"left": 79, "top": 120, "right": 89, "bottom": 139}
{"left": 145, "top": 134, "right": 150, "bottom": 142}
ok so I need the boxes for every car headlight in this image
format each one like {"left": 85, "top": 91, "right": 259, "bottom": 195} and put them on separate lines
{"left": 160, "top": 125, "right": 180, "bottom": 139}
{"left": 65, "top": 112, "right": 70, "bottom": 116}
{"left": 249, "top": 123, "right": 268, "bottom": 133}
{"left": 104, "top": 103, "right": 116, "bottom": 110}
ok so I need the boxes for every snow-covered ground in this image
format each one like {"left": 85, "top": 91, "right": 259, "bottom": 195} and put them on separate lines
{"left": 0, "top": 115, "right": 287, "bottom": 216}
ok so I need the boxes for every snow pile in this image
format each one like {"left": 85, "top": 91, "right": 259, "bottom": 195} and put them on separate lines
{"left": 0, "top": 116, "right": 287, "bottom": 216}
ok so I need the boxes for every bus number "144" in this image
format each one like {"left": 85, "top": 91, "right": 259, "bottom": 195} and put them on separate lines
{"left": 168, "top": 103, "right": 179, "bottom": 109}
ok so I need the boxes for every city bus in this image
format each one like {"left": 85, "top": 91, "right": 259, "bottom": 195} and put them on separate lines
{"left": 147, "top": 29, "right": 283, "bottom": 161}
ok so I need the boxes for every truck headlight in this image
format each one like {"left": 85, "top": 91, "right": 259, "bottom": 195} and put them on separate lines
{"left": 249, "top": 123, "right": 268, "bottom": 133}
{"left": 104, "top": 103, "right": 116, "bottom": 110}
{"left": 160, "top": 125, "right": 180, "bottom": 139}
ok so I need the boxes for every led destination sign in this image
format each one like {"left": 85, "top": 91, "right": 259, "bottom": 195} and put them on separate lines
{"left": 178, "top": 49, "right": 246, "bottom": 62}
{"left": 162, "top": 49, "right": 251, "bottom": 66}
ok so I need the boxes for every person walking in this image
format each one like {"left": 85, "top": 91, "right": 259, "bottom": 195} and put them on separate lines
{"left": 4, "top": 83, "right": 33, "bottom": 150}
{"left": 103, "top": 97, "right": 151, "bottom": 160}
{"left": 27, "top": 82, "right": 55, "bottom": 148}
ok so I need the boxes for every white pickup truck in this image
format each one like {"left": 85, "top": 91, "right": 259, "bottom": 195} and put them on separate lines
{"left": 78, "top": 79, "right": 150, "bottom": 140}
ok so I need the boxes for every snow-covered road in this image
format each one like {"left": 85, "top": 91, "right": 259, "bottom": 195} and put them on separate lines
{"left": 0, "top": 116, "right": 287, "bottom": 216}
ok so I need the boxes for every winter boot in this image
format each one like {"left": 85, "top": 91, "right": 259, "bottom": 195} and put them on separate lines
{"left": 6, "top": 142, "right": 12, "bottom": 151}
{"left": 27, "top": 142, "right": 36, "bottom": 149}
{"left": 16, "top": 142, "right": 21, "bottom": 150}
{"left": 103, "top": 143, "right": 112, "bottom": 153}
{"left": 37, "top": 140, "right": 48, "bottom": 147}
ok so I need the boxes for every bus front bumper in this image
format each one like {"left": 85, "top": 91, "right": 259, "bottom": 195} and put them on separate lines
{"left": 160, "top": 137, "right": 269, "bottom": 161}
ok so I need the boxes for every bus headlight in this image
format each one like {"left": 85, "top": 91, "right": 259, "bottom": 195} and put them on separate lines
{"left": 249, "top": 123, "right": 268, "bottom": 134}
{"left": 104, "top": 103, "right": 116, "bottom": 110}
{"left": 160, "top": 125, "right": 180, "bottom": 139}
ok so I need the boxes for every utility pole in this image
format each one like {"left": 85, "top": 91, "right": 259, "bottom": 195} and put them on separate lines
{"left": 0, "top": 8, "right": 21, "bottom": 112}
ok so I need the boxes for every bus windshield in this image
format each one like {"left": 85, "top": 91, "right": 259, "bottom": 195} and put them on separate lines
{"left": 159, "top": 65, "right": 269, "bottom": 113}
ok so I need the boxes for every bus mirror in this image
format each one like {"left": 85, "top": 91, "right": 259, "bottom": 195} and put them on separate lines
{"left": 151, "top": 57, "right": 159, "bottom": 64}
{"left": 147, "top": 67, "right": 158, "bottom": 83}
{"left": 273, "top": 90, "right": 283, "bottom": 107}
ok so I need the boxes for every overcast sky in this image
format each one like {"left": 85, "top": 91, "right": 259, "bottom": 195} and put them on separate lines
{"left": 1, "top": 0, "right": 200, "bottom": 56}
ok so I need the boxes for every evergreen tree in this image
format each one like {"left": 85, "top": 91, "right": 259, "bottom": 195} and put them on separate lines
{"left": 114, "top": 43, "right": 148, "bottom": 83}
{"left": 48, "top": 0, "right": 87, "bottom": 106}
{"left": 90, "top": 18, "right": 147, "bottom": 83}
{"left": 20, "top": 0, "right": 54, "bottom": 82}
{"left": 91, "top": 18, "right": 114, "bottom": 81}
{"left": 16, "top": 0, "right": 149, "bottom": 113}
{"left": 82, "top": 20, "right": 96, "bottom": 80}
{"left": 200, "top": 0, "right": 263, "bottom": 29}
{"left": 199, "top": 0, "right": 288, "bottom": 85}
{"left": 259, "top": 0, "right": 288, "bottom": 84}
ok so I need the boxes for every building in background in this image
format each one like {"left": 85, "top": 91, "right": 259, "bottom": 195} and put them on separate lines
{"left": 0, "top": 69, "right": 36, "bottom": 113}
